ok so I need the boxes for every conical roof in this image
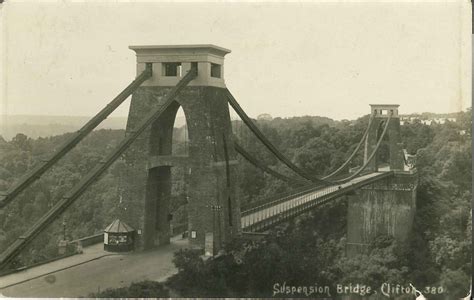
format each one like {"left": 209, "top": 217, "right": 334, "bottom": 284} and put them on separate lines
{"left": 104, "top": 219, "right": 135, "bottom": 233}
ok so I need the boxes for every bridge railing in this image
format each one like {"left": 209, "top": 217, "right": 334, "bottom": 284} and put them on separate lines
{"left": 241, "top": 184, "right": 343, "bottom": 231}
{"left": 241, "top": 171, "right": 394, "bottom": 232}
{"left": 242, "top": 183, "right": 341, "bottom": 217}
{"left": 241, "top": 183, "right": 320, "bottom": 212}
{"left": 68, "top": 233, "right": 104, "bottom": 248}
{"left": 241, "top": 167, "right": 375, "bottom": 215}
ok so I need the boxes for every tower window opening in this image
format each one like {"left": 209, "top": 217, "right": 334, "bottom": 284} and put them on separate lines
{"left": 191, "top": 62, "right": 198, "bottom": 71}
{"left": 162, "top": 62, "right": 182, "bottom": 77}
{"left": 172, "top": 106, "right": 188, "bottom": 156}
{"left": 210, "top": 63, "right": 221, "bottom": 78}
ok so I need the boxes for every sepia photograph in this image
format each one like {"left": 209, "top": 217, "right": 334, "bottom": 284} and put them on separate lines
{"left": 0, "top": 1, "right": 471, "bottom": 299}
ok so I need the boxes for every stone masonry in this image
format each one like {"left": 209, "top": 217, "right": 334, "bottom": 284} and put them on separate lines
{"left": 122, "top": 45, "right": 241, "bottom": 254}
{"left": 347, "top": 105, "right": 417, "bottom": 255}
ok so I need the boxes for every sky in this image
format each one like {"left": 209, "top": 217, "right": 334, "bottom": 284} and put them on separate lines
{"left": 0, "top": 1, "right": 471, "bottom": 122}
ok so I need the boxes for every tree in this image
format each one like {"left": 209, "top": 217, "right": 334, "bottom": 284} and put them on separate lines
{"left": 11, "top": 133, "right": 32, "bottom": 152}
{"left": 294, "top": 137, "right": 335, "bottom": 175}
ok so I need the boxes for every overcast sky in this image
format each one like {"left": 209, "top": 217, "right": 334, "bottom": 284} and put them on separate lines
{"left": 0, "top": 1, "right": 471, "bottom": 121}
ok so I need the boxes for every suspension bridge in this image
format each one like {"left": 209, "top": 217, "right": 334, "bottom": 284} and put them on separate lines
{"left": 0, "top": 45, "right": 417, "bottom": 281}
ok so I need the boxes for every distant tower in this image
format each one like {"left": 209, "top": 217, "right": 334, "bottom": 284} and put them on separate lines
{"left": 347, "top": 104, "right": 417, "bottom": 255}
{"left": 123, "top": 45, "right": 240, "bottom": 254}
{"left": 364, "top": 104, "right": 404, "bottom": 171}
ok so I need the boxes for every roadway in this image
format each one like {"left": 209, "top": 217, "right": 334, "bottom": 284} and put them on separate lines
{"left": 241, "top": 171, "right": 390, "bottom": 230}
{"left": 0, "top": 236, "right": 188, "bottom": 297}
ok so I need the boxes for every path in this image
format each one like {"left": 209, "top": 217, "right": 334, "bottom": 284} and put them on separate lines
{"left": 0, "top": 236, "right": 188, "bottom": 297}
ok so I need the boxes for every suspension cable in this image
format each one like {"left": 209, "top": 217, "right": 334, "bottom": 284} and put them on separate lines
{"left": 331, "top": 113, "right": 392, "bottom": 183}
{"left": 322, "top": 113, "right": 374, "bottom": 179}
{"left": 234, "top": 142, "right": 306, "bottom": 185}
{"left": 227, "top": 89, "right": 385, "bottom": 185}
{"left": 240, "top": 116, "right": 391, "bottom": 212}
{"left": 0, "top": 64, "right": 153, "bottom": 209}
{"left": 0, "top": 67, "right": 197, "bottom": 270}
{"left": 226, "top": 89, "right": 331, "bottom": 185}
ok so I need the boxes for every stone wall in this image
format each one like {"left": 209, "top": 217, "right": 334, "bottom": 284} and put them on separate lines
{"left": 364, "top": 117, "right": 404, "bottom": 172}
{"left": 346, "top": 171, "right": 418, "bottom": 255}
{"left": 122, "top": 86, "right": 241, "bottom": 252}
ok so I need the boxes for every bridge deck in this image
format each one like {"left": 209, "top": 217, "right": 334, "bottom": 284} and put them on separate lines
{"left": 241, "top": 171, "right": 392, "bottom": 232}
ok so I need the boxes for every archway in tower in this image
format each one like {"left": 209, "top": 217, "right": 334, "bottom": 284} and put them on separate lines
{"left": 172, "top": 106, "right": 189, "bottom": 156}
{"left": 169, "top": 106, "right": 189, "bottom": 237}
{"left": 376, "top": 120, "right": 390, "bottom": 169}
{"left": 142, "top": 102, "right": 190, "bottom": 247}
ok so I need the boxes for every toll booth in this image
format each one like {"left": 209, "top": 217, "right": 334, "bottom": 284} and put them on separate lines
{"left": 103, "top": 219, "right": 136, "bottom": 252}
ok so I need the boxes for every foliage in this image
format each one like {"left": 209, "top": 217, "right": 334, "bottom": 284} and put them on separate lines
{"left": 167, "top": 201, "right": 412, "bottom": 297}
{"left": 167, "top": 110, "right": 471, "bottom": 298}
{"left": 0, "top": 108, "right": 470, "bottom": 297}
{"left": 335, "top": 235, "right": 411, "bottom": 290}
{"left": 0, "top": 128, "right": 191, "bottom": 268}
{"left": 401, "top": 109, "right": 472, "bottom": 298}
{"left": 0, "top": 130, "right": 127, "bottom": 267}
{"left": 235, "top": 115, "right": 372, "bottom": 204}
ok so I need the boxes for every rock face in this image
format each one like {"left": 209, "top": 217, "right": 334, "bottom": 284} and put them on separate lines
{"left": 346, "top": 171, "right": 418, "bottom": 255}
{"left": 123, "top": 86, "right": 241, "bottom": 253}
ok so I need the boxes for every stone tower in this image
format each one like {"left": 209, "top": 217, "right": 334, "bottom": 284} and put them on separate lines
{"left": 123, "top": 45, "right": 241, "bottom": 255}
{"left": 364, "top": 104, "right": 404, "bottom": 171}
{"left": 347, "top": 104, "right": 418, "bottom": 255}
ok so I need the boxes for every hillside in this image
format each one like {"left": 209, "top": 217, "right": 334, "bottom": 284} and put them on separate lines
{"left": 0, "top": 111, "right": 471, "bottom": 298}
{"left": 0, "top": 115, "right": 187, "bottom": 140}
{"left": 0, "top": 114, "right": 335, "bottom": 141}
